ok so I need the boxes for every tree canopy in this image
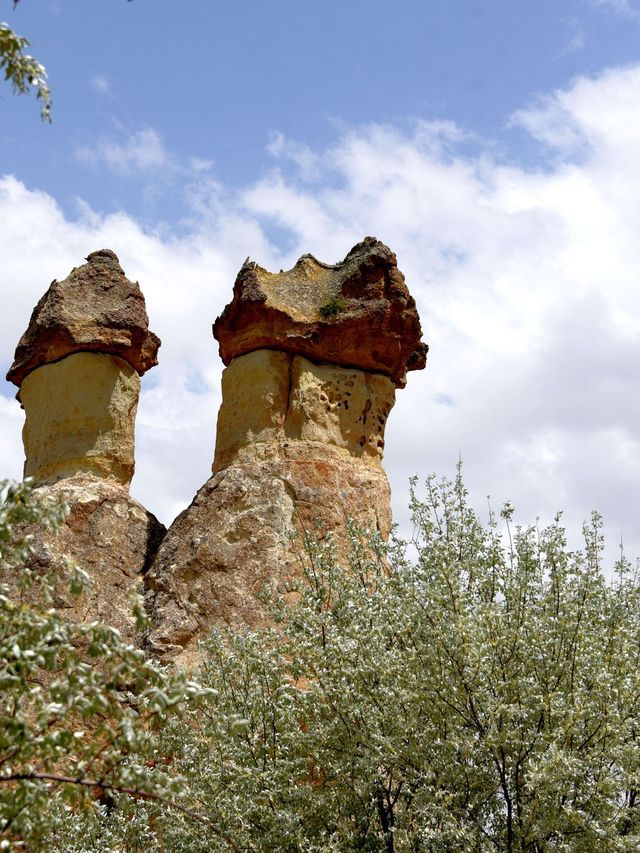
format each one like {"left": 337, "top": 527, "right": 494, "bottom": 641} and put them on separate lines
{"left": 0, "top": 480, "right": 226, "bottom": 850}
{"left": 3, "top": 471, "right": 640, "bottom": 850}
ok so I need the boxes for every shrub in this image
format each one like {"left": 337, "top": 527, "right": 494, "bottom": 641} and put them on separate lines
{"left": 87, "top": 470, "right": 640, "bottom": 851}
{"left": 8, "top": 472, "right": 640, "bottom": 851}
{"left": 0, "top": 480, "right": 218, "bottom": 850}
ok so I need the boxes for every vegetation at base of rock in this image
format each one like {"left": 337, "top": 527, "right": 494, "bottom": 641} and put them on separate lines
{"left": 0, "top": 480, "right": 220, "bottom": 850}
{"left": 4, "top": 472, "right": 640, "bottom": 850}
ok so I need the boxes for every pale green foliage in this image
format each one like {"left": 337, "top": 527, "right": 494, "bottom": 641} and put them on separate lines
{"left": 0, "top": 22, "right": 51, "bottom": 120}
{"left": 7, "top": 477, "right": 640, "bottom": 853}
{"left": 0, "top": 480, "right": 215, "bottom": 850}
{"left": 63, "top": 470, "right": 640, "bottom": 851}
{"left": 41, "top": 802, "right": 162, "bottom": 852}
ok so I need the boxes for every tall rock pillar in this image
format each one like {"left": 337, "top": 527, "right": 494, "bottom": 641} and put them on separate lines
{"left": 6, "top": 249, "right": 165, "bottom": 636}
{"left": 8, "top": 248, "right": 160, "bottom": 486}
{"left": 146, "top": 238, "right": 427, "bottom": 663}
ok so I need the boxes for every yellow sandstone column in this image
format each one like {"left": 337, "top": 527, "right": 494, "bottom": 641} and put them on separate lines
{"left": 7, "top": 248, "right": 160, "bottom": 488}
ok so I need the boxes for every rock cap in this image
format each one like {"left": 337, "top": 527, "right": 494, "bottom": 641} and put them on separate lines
{"left": 213, "top": 237, "right": 427, "bottom": 387}
{"left": 7, "top": 249, "right": 160, "bottom": 387}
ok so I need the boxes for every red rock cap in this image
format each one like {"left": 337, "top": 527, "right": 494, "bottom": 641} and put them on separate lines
{"left": 7, "top": 249, "right": 160, "bottom": 387}
{"left": 213, "top": 237, "right": 427, "bottom": 387}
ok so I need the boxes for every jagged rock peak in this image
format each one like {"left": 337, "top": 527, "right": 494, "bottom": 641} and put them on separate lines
{"left": 6, "top": 250, "right": 161, "bottom": 387}
{"left": 214, "top": 236, "right": 428, "bottom": 388}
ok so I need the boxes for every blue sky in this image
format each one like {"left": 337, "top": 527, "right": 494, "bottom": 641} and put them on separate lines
{"left": 5, "top": 0, "right": 640, "bottom": 217}
{"left": 3, "top": 0, "right": 640, "bottom": 561}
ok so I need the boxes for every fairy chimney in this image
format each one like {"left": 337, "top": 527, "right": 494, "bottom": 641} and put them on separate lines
{"left": 7, "top": 248, "right": 160, "bottom": 486}
{"left": 6, "top": 250, "right": 165, "bottom": 637}
{"left": 145, "top": 237, "right": 427, "bottom": 663}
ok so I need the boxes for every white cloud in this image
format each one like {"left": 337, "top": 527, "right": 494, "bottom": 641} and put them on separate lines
{"left": 511, "top": 65, "right": 640, "bottom": 162}
{"left": 76, "top": 127, "right": 171, "bottom": 175}
{"left": 0, "top": 395, "right": 24, "bottom": 484}
{"left": 267, "top": 132, "right": 320, "bottom": 182}
{"left": 559, "top": 27, "right": 587, "bottom": 58}
{"left": 4, "top": 64, "right": 640, "bottom": 567}
{"left": 90, "top": 75, "right": 111, "bottom": 96}
{"left": 188, "top": 157, "right": 214, "bottom": 173}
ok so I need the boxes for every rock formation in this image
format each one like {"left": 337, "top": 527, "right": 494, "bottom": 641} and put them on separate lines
{"left": 7, "top": 248, "right": 159, "bottom": 388}
{"left": 6, "top": 250, "right": 165, "bottom": 637}
{"left": 5, "top": 239, "right": 426, "bottom": 656}
{"left": 214, "top": 237, "right": 426, "bottom": 387}
{"left": 145, "top": 237, "right": 427, "bottom": 664}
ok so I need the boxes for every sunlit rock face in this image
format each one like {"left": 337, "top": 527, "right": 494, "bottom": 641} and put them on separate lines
{"left": 6, "top": 251, "right": 164, "bottom": 642}
{"left": 145, "top": 238, "right": 427, "bottom": 665}
{"left": 20, "top": 353, "right": 139, "bottom": 486}
{"left": 212, "top": 350, "right": 396, "bottom": 471}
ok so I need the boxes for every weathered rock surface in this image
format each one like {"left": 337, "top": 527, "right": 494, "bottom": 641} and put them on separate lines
{"left": 19, "top": 475, "right": 165, "bottom": 640}
{"left": 146, "top": 350, "right": 395, "bottom": 662}
{"left": 6, "top": 251, "right": 163, "bottom": 641}
{"left": 146, "top": 238, "right": 426, "bottom": 664}
{"left": 20, "top": 352, "right": 140, "bottom": 485}
{"left": 145, "top": 444, "right": 391, "bottom": 665}
{"left": 7, "top": 250, "right": 160, "bottom": 488}
{"left": 7, "top": 249, "right": 160, "bottom": 388}
{"left": 213, "top": 350, "right": 396, "bottom": 471}
{"left": 214, "top": 237, "right": 427, "bottom": 388}
{"left": 4, "top": 239, "right": 425, "bottom": 662}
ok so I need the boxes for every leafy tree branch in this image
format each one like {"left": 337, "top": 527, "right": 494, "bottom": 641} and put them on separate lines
{"left": 0, "top": 18, "right": 50, "bottom": 120}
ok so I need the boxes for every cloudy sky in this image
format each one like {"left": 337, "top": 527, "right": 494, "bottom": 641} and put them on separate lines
{"left": 2, "top": 0, "right": 640, "bottom": 563}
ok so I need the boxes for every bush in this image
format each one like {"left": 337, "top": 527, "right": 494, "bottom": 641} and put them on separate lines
{"left": 63, "top": 470, "right": 639, "bottom": 851}
{"left": 0, "top": 480, "right": 216, "bottom": 850}
{"left": 6, "top": 472, "right": 640, "bottom": 851}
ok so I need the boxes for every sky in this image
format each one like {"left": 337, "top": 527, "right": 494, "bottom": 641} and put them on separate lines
{"left": 2, "top": 0, "right": 640, "bottom": 564}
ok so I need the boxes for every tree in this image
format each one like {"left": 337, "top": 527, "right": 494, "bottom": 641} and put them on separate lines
{"left": 2, "top": 0, "right": 132, "bottom": 120}
{"left": 7, "top": 476, "right": 640, "bottom": 853}
{"left": 48, "top": 469, "right": 640, "bottom": 851}
{"left": 0, "top": 479, "right": 233, "bottom": 851}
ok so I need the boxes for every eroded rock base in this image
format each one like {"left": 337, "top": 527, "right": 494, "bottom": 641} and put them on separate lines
{"left": 19, "top": 475, "right": 165, "bottom": 641}
{"left": 145, "top": 448, "right": 391, "bottom": 665}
